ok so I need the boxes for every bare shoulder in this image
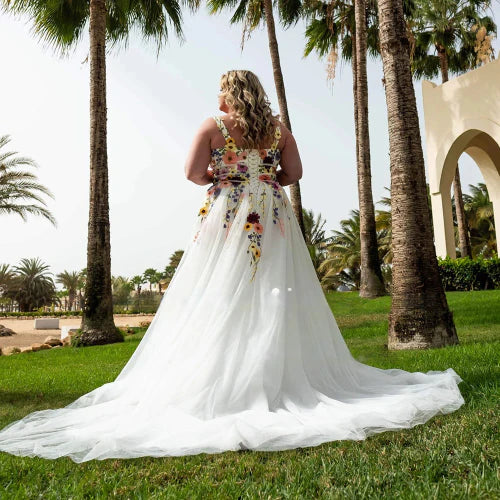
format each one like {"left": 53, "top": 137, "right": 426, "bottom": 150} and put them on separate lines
{"left": 198, "top": 116, "right": 218, "bottom": 131}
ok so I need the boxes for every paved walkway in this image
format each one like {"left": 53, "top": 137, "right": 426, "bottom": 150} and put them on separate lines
{"left": 0, "top": 315, "right": 155, "bottom": 350}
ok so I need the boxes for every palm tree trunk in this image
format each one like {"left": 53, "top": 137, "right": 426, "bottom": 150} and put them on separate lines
{"left": 453, "top": 165, "right": 472, "bottom": 257}
{"left": 377, "top": 0, "right": 458, "bottom": 349}
{"left": 438, "top": 46, "right": 471, "bottom": 258}
{"left": 80, "top": 0, "right": 122, "bottom": 345}
{"left": 353, "top": 0, "right": 386, "bottom": 298}
{"left": 262, "top": 0, "right": 306, "bottom": 239}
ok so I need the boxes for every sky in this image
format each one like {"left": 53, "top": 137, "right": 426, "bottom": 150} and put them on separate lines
{"left": 1, "top": 4, "right": 499, "bottom": 283}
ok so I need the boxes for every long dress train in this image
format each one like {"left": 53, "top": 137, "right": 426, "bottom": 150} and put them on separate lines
{"left": 0, "top": 117, "right": 465, "bottom": 462}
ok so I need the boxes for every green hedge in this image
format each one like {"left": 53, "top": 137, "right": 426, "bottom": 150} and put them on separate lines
{"left": 438, "top": 256, "right": 500, "bottom": 291}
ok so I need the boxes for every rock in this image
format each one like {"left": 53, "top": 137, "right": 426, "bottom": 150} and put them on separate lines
{"left": 20, "top": 346, "right": 33, "bottom": 353}
{"left": 51, "top": 345, "right": 62, "bottom": 349}
{"left": 31, "top": 343, "right": 51, "bottom": 351}
{"left": 44, "top": 336, "right": 62, "bottom": 347}
{"left": 1, "top": 346, "right": 20, "bottom": 356}
{"left": 62, "top": 337, "right": 72, "bottom": 347}
{"left": 0, "top": 325, "right": 16, "bottom": 337}
{"left": 40, "top": 343, "right": 51, "bottom": 350}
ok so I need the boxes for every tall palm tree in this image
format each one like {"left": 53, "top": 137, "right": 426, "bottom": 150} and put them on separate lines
{"left": 303, "top": 0, "right": 385, "bottom": 298}
{"left": 204, "top": 0, "right": 306, "bottom": 238}
{"left": 353, "top": 0, "right": 386, "bottom": 297}
{"left": 56, "top": 270, "right": 81, "bottom": 311}
{"left": 377, "top": 0, "right": 458, "bottom": 349}
{"left": 410, "top": 0, "right": 496, "bottom": 259}
{"left": 2, "top": 0, "right": 185, "bottom": 345}
{"left": 0, "top": 135, "right": 56, "bottom": 226}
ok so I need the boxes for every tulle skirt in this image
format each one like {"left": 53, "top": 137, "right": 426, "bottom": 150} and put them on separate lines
{"left": 0, "top": 183, "right": 465, "bottom": 462}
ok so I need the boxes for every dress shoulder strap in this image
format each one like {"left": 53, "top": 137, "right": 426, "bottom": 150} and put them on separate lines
{"left": 213, "top": 116, "right": 232, "bottom": 142}
{"left": 271, "top": 123, "right": 282, "bottom": 150}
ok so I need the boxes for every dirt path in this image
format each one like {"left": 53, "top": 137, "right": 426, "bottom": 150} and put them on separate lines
{"left": 0, "top": 315, "right": 155, "bottom": 350}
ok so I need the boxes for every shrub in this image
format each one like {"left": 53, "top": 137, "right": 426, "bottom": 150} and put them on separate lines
{"left": 437, "top": 256, "right": 500, "bottom": 291}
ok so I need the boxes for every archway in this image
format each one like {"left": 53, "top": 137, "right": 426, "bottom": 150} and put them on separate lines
{"left": 422, "top": 60, "right": 500, "bottom": 258}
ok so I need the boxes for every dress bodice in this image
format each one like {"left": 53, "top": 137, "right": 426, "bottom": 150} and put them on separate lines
{"left": 210, "top": 116, "right": 281, "bottom": 192}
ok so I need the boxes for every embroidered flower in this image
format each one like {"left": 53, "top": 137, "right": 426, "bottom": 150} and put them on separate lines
{"left": 259, "top": 149, "right": 267, "bottom": 159}
{"left": 259, "top": 174, "right": 271, "bottom": 182}
{"left": 238, "top": 151, "right": 248, "bottom": 161}
{"left": 244, "top": 222, "right": 253, "bottom": 231}
{"left": 223, "top": 150, "right": 239, "bottom": 164}
{"left": 247, "top": 211, "right": 260, "bottom": 224}
{"left": 249, "top": 244, "right": 261, "bottom": 259}
{"left": 254, "top": 222, "right": 264, "bottom": 234}
{"left": 237, "top": 163, "right": 248, "bottom": 173}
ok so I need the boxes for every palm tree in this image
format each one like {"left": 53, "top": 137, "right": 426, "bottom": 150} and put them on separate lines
{"left": 463, "top": 183, "right": 496, "bottom": 257}
{"left": 204, "top": 0, "right": 306, "bottom": 238}
{"left": 0, "top": 135, "right": 56, "bottom": 226}
{"left": 130, "top": 275, "right": 146, "bottom": 295}
{"left": 318, "top": 209, "right": 362, "bottom": 290}
{"left": 111, "top": 275, "right": 133, "bottom": 308}
{"left": 353, "top": 0, "right": 386, "bottom": 297}
{"left": 7, "top": 257, "right": 59, "bottom": 312}
{"left": 377, "top": 0, "right": 458, "bottom": 349}
{"left": 375, "top": 187, "right": 392, "bottom": 264}
{"left": 56, "top": 270, "right": 81, "bottom": 311}
{"left": 143, "top": 268, "right": 158, "bottom": 292}
{"left": 162, "top": 265, "right": 176, "bottom": 289}
{"left": 0, "top": 264, "right": 17, "bottom": 312}
{"left": 168, "top": 249, "right": 185, "bottom": 268}
{"left": 2, "top": 0, "right": 185, "bottom": 345}
{"left": 76, "top": 268, "right": 86, "bottom": 311}
{"left": 302, "top": 207, "right": 332, "bottom": 278}
{"left": 303, "top": 0, "right": 385, "bottom": 298}
{"left": 410, "top": 0, "right": 496, "bottom": 259}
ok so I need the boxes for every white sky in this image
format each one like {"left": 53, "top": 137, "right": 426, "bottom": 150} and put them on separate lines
{"left": 1, "top": 5, "right": 498, "bottom": 282}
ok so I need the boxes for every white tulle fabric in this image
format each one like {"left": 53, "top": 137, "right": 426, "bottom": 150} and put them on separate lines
{"left": 0, "top": 139, "right": 465, "bottom": 463}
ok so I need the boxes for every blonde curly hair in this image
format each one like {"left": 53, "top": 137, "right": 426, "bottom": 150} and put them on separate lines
{"left": 220, "top": 70, "right": 279, "bottom": 149}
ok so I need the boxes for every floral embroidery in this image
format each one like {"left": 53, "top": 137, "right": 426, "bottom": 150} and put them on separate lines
{"left": 194, "top": 116, "right": 289, "bottom": 280}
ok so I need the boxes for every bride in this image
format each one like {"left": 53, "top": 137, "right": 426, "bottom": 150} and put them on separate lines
{"left": 0, "top": 69, "right": 464, "bottom": 463}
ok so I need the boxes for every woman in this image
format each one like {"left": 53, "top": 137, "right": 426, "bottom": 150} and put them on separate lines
{"left": 0, "top": 70, "right": 464, "bottom": 463}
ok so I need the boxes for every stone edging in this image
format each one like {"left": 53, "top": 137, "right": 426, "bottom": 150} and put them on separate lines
{"left": 0, "top": 313, "right": 155, "bottom": 320}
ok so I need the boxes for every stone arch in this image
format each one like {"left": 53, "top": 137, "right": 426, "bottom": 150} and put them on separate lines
{"left": 422, "top": 61, "right": 500, "bottom": 258}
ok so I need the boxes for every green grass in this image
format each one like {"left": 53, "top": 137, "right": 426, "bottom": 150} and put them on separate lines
{"left": 1, "top": 291, "right": 499, "bottom": 499}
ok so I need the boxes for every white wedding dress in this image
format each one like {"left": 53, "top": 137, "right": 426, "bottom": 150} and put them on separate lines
{"left": 0, "top": 117, "right": 465, "bottom": 463}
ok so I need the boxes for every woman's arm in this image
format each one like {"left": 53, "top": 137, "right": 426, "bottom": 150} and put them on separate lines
{"left": 184, "top": 118, "right": 214, "bottom": 185}
{"left": 276, "top": 126, "right": 303, "bottom": 187}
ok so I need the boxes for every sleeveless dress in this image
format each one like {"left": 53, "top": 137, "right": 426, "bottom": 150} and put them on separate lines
{"left": 0, "top": 116, "right": 465, "bottom": 462}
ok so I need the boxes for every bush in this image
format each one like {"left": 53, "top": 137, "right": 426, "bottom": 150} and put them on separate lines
{"left": 438, "top": 256, "right": 500, "bottom": 291}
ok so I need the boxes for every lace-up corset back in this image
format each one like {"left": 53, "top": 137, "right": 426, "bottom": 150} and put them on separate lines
{"left": 210, "top": 116, "right": 281, "bottom": 192}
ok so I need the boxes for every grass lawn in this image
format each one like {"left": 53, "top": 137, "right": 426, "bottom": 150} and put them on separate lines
{"left": 0, "top": 290, "right": 498, "bottom": 499}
